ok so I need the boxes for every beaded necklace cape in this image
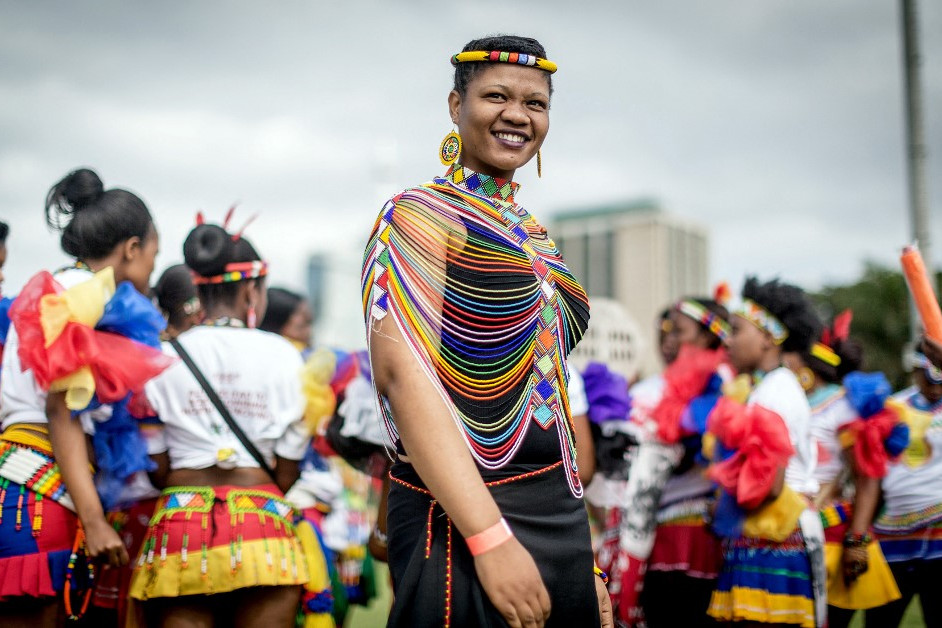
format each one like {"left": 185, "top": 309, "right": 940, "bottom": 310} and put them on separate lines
{"left": 362, "top": 164, "right": 591, "bottom": 497}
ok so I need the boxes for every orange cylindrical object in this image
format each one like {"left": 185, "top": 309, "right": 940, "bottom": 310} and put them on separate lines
{"left": 901, "top": 244, "right": 942, "bottom": 342}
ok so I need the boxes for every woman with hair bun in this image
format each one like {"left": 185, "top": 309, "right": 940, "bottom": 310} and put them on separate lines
{"left": 0, "top": 168, "right": 168, "bottom": 625}
{"left": 259, "top": 286, "right": 314, "bottom": 352}
{"left": 784, "top": 313, "right": 905, "bottom": 627}
{"left": 153, "top": 263, "right": 202, "bottom": 339}
{"left": 129, "top": 217, "right": 310, "bottom": 627}
{"left": 362, "top": 34, "right": 607, "bottom": 627}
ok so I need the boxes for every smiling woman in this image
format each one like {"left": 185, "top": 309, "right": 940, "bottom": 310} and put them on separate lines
{"left": 361, "top": 35, "right": 610, "bottom": 628}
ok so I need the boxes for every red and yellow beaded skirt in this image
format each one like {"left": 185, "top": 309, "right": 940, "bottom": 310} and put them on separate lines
{"left": 129, "top": 484, "right": 309, "bottom": 599}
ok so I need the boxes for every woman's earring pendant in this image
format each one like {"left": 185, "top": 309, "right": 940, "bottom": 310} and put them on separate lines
{"left": 537, "top": 150, "right": 542, "bottom": 178}
{"left": 440, "top": 129, "right": 461, "bottom": 166}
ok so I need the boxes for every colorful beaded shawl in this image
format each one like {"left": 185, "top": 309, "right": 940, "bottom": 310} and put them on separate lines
{"left": 361, "top": 164, "right": 590, "bottom": 496}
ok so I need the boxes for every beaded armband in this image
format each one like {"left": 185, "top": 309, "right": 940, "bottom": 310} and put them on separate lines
{"left": 594, "top": 565, "right": 609, "bottom": 585}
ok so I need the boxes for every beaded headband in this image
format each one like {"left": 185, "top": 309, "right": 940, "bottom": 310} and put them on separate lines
{"left": 910, "top": 352, "right": 942, "bottom": 385}
{"left": 191, "top": 260, "right": 268, "bottom": 285}
{"left": 451, "top": 50, "right": 558, "bottom": 74}
{"left": 676, "top": 300, "right": 731, "bottom": 342}
{"left": 810, "top": 342, "right": 841, "bottom": 367}
{"left": 737, "top": 299, "right": 789, "bottom": 345}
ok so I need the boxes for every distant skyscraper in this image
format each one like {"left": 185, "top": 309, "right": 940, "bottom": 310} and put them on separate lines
{"left": 306, "top": 249, "right": 367, "bottom": 350}
{"left": 551, "top": 199, "right": 709, "bottom": 376}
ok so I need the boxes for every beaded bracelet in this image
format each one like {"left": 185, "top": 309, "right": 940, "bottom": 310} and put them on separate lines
{"left": 842, "top": 531, "right": 872, "bottom": 548}
{"left": 466, "top": 518, "right": 513, "bottom": 556}
{"left": 593, "top": 565, "right": 609, "bottom": 585}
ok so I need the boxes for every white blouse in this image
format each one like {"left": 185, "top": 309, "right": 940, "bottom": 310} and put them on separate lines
{"left": 144, "top": 326, "right": 308, "bottom": 470}
{"left": 808, "top": 385, "right": 857, "bottom": 486}
{"left": 749, "top": 367, "right": 819, "bottom": 496}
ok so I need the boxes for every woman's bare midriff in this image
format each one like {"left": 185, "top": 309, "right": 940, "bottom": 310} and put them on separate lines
{"left": 167, "top": 465, "right": 272, "bottom": 488}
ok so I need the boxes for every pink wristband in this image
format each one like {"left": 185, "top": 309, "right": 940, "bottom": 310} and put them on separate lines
{"left": 466, "top": 517, "right": 513, "bottom": 556}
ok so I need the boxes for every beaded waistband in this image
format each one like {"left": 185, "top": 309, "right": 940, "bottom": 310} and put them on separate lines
{"left": 151, "top": 485, "right": 296, "bottom": 528}
{"left": 0, "top": 431, "right": 73, "bottom": 510}
{"left": 874, "top": 502, "right": 942, "bottom": 535}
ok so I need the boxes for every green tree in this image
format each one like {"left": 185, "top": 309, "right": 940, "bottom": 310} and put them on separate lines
{"left": 811, "top": 262, "right": 912, "bottom": 390}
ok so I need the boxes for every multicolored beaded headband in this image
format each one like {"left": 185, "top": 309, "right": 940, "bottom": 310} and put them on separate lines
{"left": 810, "top": 342, "right": 841, "bottom": 367}
{"left": 676, "top": 300, "right": 731, "bottom": 342}
{"left": 911, "top": 352, "right": 942, "bottom": 385}
{"left": 451, "top": 50, "right": 558, "bottom": 74}
{"left": 737, "top": 299, "right": 789, "bottom": 345}
{"left": 191, "top": 260, "right": 269, "bottom": 285}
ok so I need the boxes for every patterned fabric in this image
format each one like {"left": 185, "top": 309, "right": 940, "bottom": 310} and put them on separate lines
{"left": 708, "top": 530, "right": 816, "bottom": 627}
{"left": 877, "top": 520, "right": 942, "bottom": 562}
{"left": 361, "top": 163, "right": 590, "bottom": 496}
{"left": 129, "top": 484, "right": 308, "bottom": 599}
{"left": 0, "top": 477, "right": 81, "bottom": 599}
{"left": 648, "top": 496, "right": 723, "bottom": 579}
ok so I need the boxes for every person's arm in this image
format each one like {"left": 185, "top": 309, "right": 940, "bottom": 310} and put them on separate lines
{"left": 46, "top": 392, "right": 129, "bottom": 567}
{"left": 841, "top": 453, "right": 881, "bottom": 584}
{"left": 371, "top": 316, "right": 551, "bottom": 628}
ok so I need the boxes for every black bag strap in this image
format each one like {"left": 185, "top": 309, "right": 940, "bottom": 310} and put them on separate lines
{"left": 169, "top": 337, "right": 277, "bottom": 482}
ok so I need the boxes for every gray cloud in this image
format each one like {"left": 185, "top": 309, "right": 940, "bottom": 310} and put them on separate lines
{"left": 1, "top": 0, "right": 940, "bottom": 331}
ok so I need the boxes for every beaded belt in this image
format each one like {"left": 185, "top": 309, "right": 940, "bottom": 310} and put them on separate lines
{"left": 0, "top": 426, "right": 74, "bottom": 511}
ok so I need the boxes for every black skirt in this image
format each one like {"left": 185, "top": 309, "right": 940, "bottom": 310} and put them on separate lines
{"left": 386, "top": 461, "right": 599, "bottom": 628}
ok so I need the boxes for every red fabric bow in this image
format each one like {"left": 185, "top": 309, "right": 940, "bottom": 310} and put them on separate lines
{"left": 653, "top": 345, "right": 725, "bottom": 444}
{"left": 841, "top": 407, "right": 901, "bottom": 478}
{"left": 707, "top": 397, "right": 794, "bottom": 509}
{"left": 10, "top": 272, "right": 174, "bottom": 404}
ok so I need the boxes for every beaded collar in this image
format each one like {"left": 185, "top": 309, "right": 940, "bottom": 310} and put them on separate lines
{"left": 201, "top": 316, "right": 245, "bottom": 329}
{"left": 445, "top": 163, "right": 520, "bottom": 205}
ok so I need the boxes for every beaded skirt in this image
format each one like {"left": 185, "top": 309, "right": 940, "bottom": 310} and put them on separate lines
{"left": 0, "top": 425, "right": 84, "bottom": 600}
{"left": 708, "top": 529, "right": 816, "bottom": 627}
{"left": 818, "top": 500, "right": 900, "bottom": 610}
{"left": 128, "top": 484, "right": 308, "bottom": 600}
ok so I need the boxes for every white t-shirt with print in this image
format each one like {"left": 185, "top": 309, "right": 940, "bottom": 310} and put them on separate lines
{"left": 144, "top": 326, "right": 308, "bottom": 470}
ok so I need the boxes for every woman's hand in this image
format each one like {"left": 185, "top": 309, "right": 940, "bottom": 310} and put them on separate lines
{"left": 841, "top": 545, "right": 869, "bottom": 586}
{"left": 474, "top": 538, "right": 551, "bottom": 627}
{"left": 83, "top": 517, "right": 129, "bottom": 568}
{"left": 596, "top": 574, "right": 613, "bottom": 627}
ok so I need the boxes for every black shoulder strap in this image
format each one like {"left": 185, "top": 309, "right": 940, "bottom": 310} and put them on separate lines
{"left": 169, "top": 337, "right": 277, "bottom": 482}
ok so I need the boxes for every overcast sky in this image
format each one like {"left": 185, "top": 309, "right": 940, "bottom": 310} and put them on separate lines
{"left": 1, "top": 1, "right": 940, "bottom": 345}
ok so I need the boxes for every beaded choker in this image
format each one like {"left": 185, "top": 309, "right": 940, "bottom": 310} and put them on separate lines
{"left": 202, "top": 316, "right": 246, "bottom": 329}
{"left": 191, "top": 260, "right": 268, "bottom": 285}
{"left": 452, "top": 50, "right": 557, "bottom": 73}
{"left": 445, "top": 163, "right": 520, "bottom": 204}
{"left": 676, "top": 300, "right": 731, "bottom": 342}
{"left": 737, "top": 299, "right": 788, "bottom": 345}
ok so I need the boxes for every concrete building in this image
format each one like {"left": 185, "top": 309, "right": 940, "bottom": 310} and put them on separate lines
{"left": 550, "top": 199, "right": 709, "bottom": 378}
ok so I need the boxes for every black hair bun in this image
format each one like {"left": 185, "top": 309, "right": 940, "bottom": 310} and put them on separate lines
{"left": 60, "top": 168, "right": 104, "bottom": 211}
{"left": 183, "top": 224, "right": 233, "bottom": 278}
{"left": 834, "top": 338, "right": 864, "bottom": 379}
